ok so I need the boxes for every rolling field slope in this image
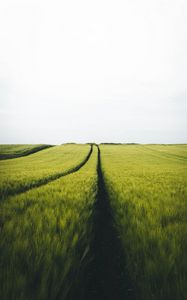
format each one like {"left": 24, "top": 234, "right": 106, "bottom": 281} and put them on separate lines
{"left": 0, "top": 144, "right": 91, "bottom": 199}
{"left": 0, "top": 144, "right": 52, "bottom": 160}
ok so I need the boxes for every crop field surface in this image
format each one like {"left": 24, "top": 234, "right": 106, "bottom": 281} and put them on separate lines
{"left": 0, "top": 144, "right": 186, "bottom": 300}
{"left": 0, "top": 145, "right": 97, "bottom": 300}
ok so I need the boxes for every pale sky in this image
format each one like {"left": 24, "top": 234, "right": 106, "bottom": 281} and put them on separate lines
{"left": 0, "top": 0, "right": 187, "bottom": 144}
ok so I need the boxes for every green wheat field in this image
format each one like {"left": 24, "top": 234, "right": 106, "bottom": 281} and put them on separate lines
{"left": 0, "top": 144, "right": 186, "bottom": 300}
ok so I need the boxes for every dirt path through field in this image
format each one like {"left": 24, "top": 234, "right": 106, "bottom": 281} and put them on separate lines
{"left": 84, "top": 145, "right": 134, "bottom": 300}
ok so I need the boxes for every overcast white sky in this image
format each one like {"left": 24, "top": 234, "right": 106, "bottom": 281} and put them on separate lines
{"left": 0, "top": 0, "right": 187, "bottom": 144}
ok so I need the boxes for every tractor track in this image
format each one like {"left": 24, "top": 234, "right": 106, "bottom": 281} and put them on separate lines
{"left": 83, "top": 145, "right": 134, "bottom": 300}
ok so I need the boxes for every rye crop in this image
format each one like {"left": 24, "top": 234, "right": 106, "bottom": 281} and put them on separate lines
{"left": 100, "top": 144, "right": 187, "bottom": 300}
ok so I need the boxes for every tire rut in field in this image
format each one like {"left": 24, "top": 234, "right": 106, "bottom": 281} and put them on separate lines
{"left": 3, "top": 145, "right": 93, "bottom": 200}
{"left": 84, "top": 145, "right": 134, "bottom": 300}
